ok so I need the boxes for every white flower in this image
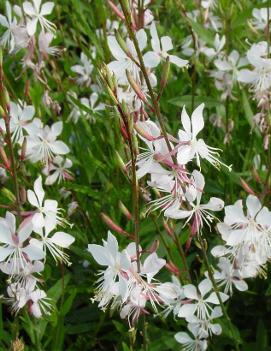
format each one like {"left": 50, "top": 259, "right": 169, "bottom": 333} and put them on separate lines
{"left": 0, "top": 101, "right": 36, "bottom": 144}
{"left": 0, "top": 1, "right": 17, "bottom": 52}
{"left": 43, "top": 156, "right": 73, "bottom": 185}
{"left": 26, "top": 121, "right": 70, "bottom": 164}
{"left": 143, "top": 22, "right": 188, "bottom": 68}
{"left": 165, "top": 170, "right": 224, "bottom": 234}
{"left": 27, "top": 176, "right": 62, "bottom": 230}
{"left": 107, "top": 29, "right": 152, "bottom": 84}
{"left": 6, "top": 279, "right": 51, "bottom": 317}
{"left": 23, "top": 0, "right": 55, "bottom": 36}
{"left": 187, "top": 307, "right": 222, "bottom": 339}
{"left": 30, "top": 221, "right": 74, "bottom": 264}
{"left": 177, "top": 103, "right": 229, "bottom": 169}
{"left": 213, "top": 257, "right": 248, "bottom": 295}
{"left": 216, "top": 195, "right": 271, "bottom": 276}
{"left": 237, "top": 41, "right": 271, "bottom": 92}
{"left": 38, "top": 31, "right": 58, "bottom": 56}
{"left": 136, "top": 119, "right": 171, "bottom": 179}
{"left": 71, "top": 52, "right": 93, "bottom": 87}
{"left": 178, "top": 278, "right": 228, "bottom": 320}
{"left": 251, "top": 8, "right": 271, "bottom": 30}
{"left": 200, "top": 34, "right": 225, "bottom": 60}
{"left": 175, "top": 324, "right": 208, "bottom": 351}
{"left": 0, "top": 212, "right": 45, "bottom": 273}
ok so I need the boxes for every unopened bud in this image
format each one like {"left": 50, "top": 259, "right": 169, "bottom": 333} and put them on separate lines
{"left": 126, "top": 70, "right": 148, "bottom": 103}
{"left": 240, "top": 178, "right": 256, "bottom": 195}
{"left": 101, "top": 212, "right": 130, "bottom": 236}
{"left": 165, "top": 261, "right": 180, "bottom": 276}
{"left": 101, "top": 63, "right": 115, "bottom": 91}
{"left": 163, "top": 220, "right": 174, "bottom": 238}
{"left": 0, "top": 145, "right": 10, "bottom": 169}
{"left": 160, "top": 57, "right": 170, "bottom": 91}
{"left": 20, "top": 187, "right": 26, "bottom": 204}
{"left": 0, "top": 87, "right": 10, "bottom": 113}
{"left": 119, "top": 201, "right": 132, "bottom": 220}
{"left": 20, "top": 137, "right": 27, "bottom": 161}
{"left": 147, "top": 239, "right": 159, "bottom": 253}
{"left": 115, "top": 151, "right": 127, "bottom": 173}
{"left": 115, "top": 29, "right": 129, "bottom": 56}
{"left": 106, "top": 85, "right": 119, "bottom": 106}
{"left": 107, "top": 0, "right": 125, "bottom": 21}
{"left": 134, "top": 123, "right": 156, "bottom": 141}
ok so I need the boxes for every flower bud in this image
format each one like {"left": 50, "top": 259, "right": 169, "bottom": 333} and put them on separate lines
{"left": 101, "top": 212, "right": 130, "bottom": 236}
{"left": 0, "top": 145, "right": 10, "bottom": 169}
{"left": 114, "top": 29, "right": 129, "bottom": 56}
{"left": 20, "top": 137, "right": 27, "bottom": 161}
{"left": 163, "top": 220, "right": 174, "bottom": 238}
{"left": 0, "top": 87, "right": 10, "bottom": 113}
{"left": 19, "top": 187, "right": 26, "bottom": 204}
{"left": 119, "top": 201, "right": 132, "bottom": 220}
{"left": 165, "top": 261, "right": 180, "bottom": 276}
{"left": 126, "top": 70, "right": 148, "bottom": 103}
{"left": 160, "top": 57, "right": 170, "bottom": 92}
{"left": 107, "top": 0, "right": 125, "bottom": 21}
{"left": 240, "top": 178, "right": 256, "bottom": 195}
{"left": 115, "top": 151, "right": 127, "bottom": 173}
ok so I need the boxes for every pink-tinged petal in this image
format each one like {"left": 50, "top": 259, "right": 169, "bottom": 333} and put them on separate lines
{"left": 51, "top": 121, "right": 63, "bottom": 136}
{"left": 44, "top": 199, "right": 58, "bottom": 212}
{"left": 169, "top": 55, "right": 188, "bottom": 68}
{"left": 0, "top": 223, "right": 12, "bottom": 245}
{"left": 136, "top": 158, "right": 155, "bottom": 179}
{"left": 198, "top": 278, "right": 212, "bottom": 296}
{"left": 40, "top": 2, "right": 54, "bottom": 16}
{"left": 23, "top": 2, "right": 35, "bottom": 16}
{"left": 216, "top": 223, "right": 231, "bottom": 241}
{"left": 142, "top": 252, "right": 166, "bottom": 281}
{"left": 237, "top": 69, "right": 257, "bottom": 84}
{"left": 164, "top": 207, "right": 192, "bottom": 219}
{"left": 246, "top": 195, "right": 261, "bottom": 218}
{"left": 202, "top": 197, "right": 224, "bottom": 211}
{"left": 183, "top": 284, "right": 198, "bottom": 300}
{"left": 161, "top": 36, "right": 173, "bottom": 52}
{"left": 256, "top": 207, "right": 271, "bottom": 228}
{"left": 32, "top": 213, "right": 45, "bottom": 229}
{"left": 181, "top": 106, "right": 191, "bottom": 135}
{"left": 136, "top": 29, "right": 147, "bottom": 51}
{"left": 87, "top": 244, "right": 112, "bottom": 266}
{"left": 224, "top": 200, "right": 247, "bottom": 226}
{"left": 233, "top": 279, "right": 248, "bottom": 292}
{"left": 150, "top": 22, "right": 161, "bottom": 52}
{"left": 21, "top": 106, "right": 35, "bottom": 121}
{"left": 0, "top": 15, "right": 8, "bottom": 28}
{"left": 178, "top": 303, "right": 197, "bottom": 318}
{"left": 50, "top": 141, "right": 70, "bottom": 155}
{"left": 18, "top": 220, "right": 33, "bottom": 243}
{"left": 27, "top": 189, "right": 39, "bottom": 208}
{"left": 26, "top": 18, "right": 38, "bottom": 36}
{"left": 34, "top": 176, "right": 45, "bottom": 206}
{"left": 205, "top": 291, "right": 228, "bottom": 304}
{"left": 24, "top": 241, "right": 45, "bottom": 260}
{"left": 50, "top": 232, "right": 75, "bottom": 248}
{"left": 177, "top": 145, "right": 194, "bottom": 165}
{"left": 143, "top": 51, "right": 160, "bottom": 68}
{"left": 226, "top": 228, "right": 246, "bottom": 246}
{"left": 106, "top": 231, "right": 118, "bottom": 258}
{"left": 5, "top": 211, "right": 16, "bottom": 234}
{"left": 191, "top": 103, "right": 205, "bottom": 137}
{"left": 107, "top": 36, "right": 126, "bottom": 60}
{"left": 175, "top": 332, "right": 192, "bottom": 344}
{"left": 0, "top": 247, "right": 13, "bottom": 261}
